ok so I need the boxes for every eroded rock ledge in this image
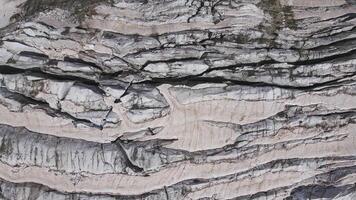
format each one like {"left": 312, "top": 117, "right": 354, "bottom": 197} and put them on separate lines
{"left": 0, "top": 0, "right": 356, "bottom": 199}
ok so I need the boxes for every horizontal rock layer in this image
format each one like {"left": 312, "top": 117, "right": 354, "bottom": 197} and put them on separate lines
{"left": 0, "top": 0, "right": 356, "bottom": 199}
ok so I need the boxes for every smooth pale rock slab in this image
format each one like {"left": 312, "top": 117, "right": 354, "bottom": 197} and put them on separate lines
{"left": 0, "top": 0, "right": 26, "bottom": 28}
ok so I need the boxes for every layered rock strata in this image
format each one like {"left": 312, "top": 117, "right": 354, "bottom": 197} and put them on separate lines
{"left": 0, "top": 0, "right": 356, "bottom": 199}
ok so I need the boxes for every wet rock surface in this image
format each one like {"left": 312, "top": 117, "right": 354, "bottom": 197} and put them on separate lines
{"left": 0, "top": 0, "right": 356, "bottom": 199}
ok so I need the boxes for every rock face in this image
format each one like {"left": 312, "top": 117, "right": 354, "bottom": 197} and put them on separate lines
{"left": 0, "top": 0, "right": 356, "bottom": 199}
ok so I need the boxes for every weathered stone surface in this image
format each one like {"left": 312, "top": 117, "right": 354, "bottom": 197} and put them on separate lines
{"left": 0, "top": 0, "right": 356, "bottom": 199}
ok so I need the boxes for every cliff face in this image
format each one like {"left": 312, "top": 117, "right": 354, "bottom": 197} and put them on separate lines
{"left": 0, "top": 0, "right": 356, "bottom": 199}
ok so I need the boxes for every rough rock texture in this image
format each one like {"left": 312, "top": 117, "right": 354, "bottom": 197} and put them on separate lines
{"left": 0, "top": 0, "right": 356, "bottom": 199}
